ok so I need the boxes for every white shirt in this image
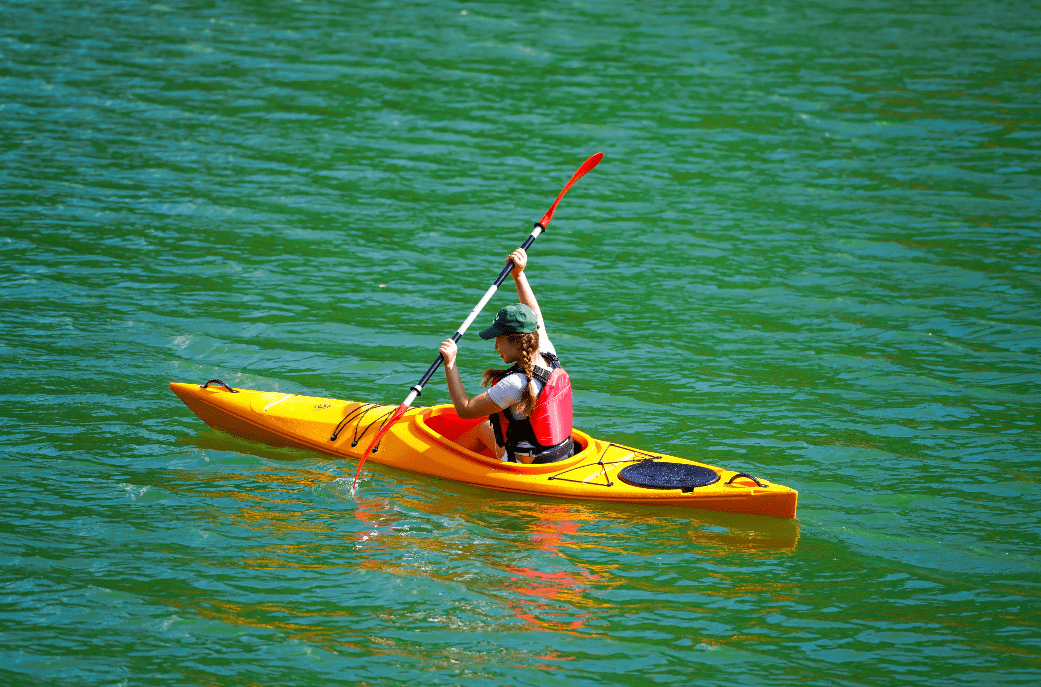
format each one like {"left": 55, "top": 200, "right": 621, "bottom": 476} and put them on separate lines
{"left": 486, "top": 329, "right": 557, "bottom": 419}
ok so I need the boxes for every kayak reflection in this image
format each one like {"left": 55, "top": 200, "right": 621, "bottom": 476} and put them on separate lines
{"left": 168, "top": 430, "right": 801, "bottom": 654}
{"left": 179, "top": 427, "right": 801, "bottom": 552}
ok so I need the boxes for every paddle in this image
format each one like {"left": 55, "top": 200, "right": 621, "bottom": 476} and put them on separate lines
{"left": 351, "top": 152, "right": 604, "bottom": 490}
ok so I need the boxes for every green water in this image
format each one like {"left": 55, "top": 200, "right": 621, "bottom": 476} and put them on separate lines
{"left": 2, "top": 0, "right": 1040, "bottom": 684}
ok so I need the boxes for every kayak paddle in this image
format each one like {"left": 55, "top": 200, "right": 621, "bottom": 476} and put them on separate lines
{"left": 351, "top": 152, "right": 604, "bottom": 490}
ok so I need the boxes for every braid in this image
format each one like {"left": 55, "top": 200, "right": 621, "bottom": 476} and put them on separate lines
{"left": 516, "top": 332, "right": 540, "bottom": 417}
{"left": 481, "top": 331, "right": 541, "bottom": 415}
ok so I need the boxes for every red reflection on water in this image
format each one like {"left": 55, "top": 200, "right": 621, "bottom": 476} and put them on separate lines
{"left": 353, "top": 496, "right": 397, "bottom": 547}
{"left": 502, "top": 505, "right": 604, "bottom": 636}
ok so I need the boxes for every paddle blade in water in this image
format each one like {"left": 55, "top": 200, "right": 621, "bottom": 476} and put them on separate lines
{"left": 352, "top": 402, "right": 408, "bottom": 490}
{"left": 538, "top": 152, "right": 603, "bottom": 228}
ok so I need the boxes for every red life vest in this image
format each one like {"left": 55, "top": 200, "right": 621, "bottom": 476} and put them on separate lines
{"left": 491, "top": 354, "right": 574, "bottom": 462}
{"left": 528, "top": 366, "right": 573, "bottom": 446}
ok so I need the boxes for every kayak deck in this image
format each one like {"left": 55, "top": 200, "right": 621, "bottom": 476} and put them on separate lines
{"left": 170, "top": 382, "right": 798, "bottom": 518}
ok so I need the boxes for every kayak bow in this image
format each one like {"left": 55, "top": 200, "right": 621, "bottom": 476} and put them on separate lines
{"left": 171, "top": 381, "right": 798, "bottom": 519}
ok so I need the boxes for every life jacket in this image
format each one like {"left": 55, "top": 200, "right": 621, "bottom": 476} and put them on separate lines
{"left": 491, "top": 352, "right": 574, "bottom": 463}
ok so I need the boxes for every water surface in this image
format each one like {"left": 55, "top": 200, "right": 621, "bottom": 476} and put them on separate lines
{"left": 2, "top": 0, "right": 1039, "bottom": 684}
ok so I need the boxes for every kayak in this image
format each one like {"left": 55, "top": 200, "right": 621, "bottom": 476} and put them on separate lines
{"left": 170, "top": 380, "right": 798, "bottom": 518}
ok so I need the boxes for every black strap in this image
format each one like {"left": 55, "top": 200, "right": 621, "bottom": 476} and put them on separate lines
{"left": 490, "top": 411, "right": 507, "bottom": 449}
{"left": 530, "top": 364, "right": 552, "bottom": 384}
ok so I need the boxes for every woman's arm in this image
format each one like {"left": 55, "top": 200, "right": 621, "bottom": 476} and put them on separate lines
{"left": 507, "top": 248, "right": 546, "bottom": 335}
{"left": 439, "top": 339, "right": 506, "bottom": 419}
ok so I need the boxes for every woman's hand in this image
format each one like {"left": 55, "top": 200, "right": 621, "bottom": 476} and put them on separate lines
{"left": 439, "top": 339, "right": 458, "bottom": 368}
{"left": 507, "top": 248, "right": 527, "bottom": 278}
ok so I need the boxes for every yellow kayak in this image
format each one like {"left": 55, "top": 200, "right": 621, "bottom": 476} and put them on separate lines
{"left": 170, "top": 380, "right": 798, "bottom": 518}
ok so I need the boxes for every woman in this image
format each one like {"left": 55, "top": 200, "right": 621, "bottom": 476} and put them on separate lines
{"left": 438, "top": 248, "right": 574, "bottom": 463}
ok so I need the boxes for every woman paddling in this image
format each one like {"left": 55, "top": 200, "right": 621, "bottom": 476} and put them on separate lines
{"left": 438, "top": 248, "right": 575, "bottom": 463}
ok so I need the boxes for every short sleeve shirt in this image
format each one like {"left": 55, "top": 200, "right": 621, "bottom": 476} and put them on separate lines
{"left": 486, "top": 328, "right": 557, "bottom": 420}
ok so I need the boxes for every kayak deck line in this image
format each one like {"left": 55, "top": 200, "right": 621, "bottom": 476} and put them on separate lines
{"left": 169, "top": 381, "right": 798, "bottom": 519}
{"left": 577, "top": 451, "right": 634, "bottom": 486}
{"left": 330, "top": 403, "right": 398, "bottom": 449}
{"left": 549, "top": 448, "right": 657, "bottom": 488}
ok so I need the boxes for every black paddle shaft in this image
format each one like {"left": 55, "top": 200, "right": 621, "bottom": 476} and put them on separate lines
{"left": 409, "top": 225, "right": 544, "bottom": 397}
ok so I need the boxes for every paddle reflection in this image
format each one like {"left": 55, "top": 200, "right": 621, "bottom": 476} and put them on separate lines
{"left": 500, "top": 505, "right": 606, "bottom": 636}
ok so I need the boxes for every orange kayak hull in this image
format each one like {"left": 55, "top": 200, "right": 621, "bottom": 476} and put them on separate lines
{"left": 170, "top": 382, "right": 798, "bottom": 519}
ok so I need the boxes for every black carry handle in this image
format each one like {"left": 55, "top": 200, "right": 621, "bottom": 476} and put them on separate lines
{"left": 200, "top": 378, "right": 238, "bottom": 393}
{"left": 726, "top": 472, "right": 766, "bottom": 488}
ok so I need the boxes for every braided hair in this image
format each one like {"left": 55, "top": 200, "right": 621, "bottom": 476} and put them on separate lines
{"left": 481, "top": 331, "right": 541, "bottom": 416}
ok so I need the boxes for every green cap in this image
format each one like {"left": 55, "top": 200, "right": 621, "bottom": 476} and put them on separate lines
{"left": 479, "top": 304, "right": 539, "bottom": 339}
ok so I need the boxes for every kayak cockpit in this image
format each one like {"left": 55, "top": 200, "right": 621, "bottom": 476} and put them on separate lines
{"left": 415, "top": 405, "right": 594, "bottom": 473}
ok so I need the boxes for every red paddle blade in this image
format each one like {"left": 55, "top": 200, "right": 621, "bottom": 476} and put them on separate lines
{"left": 351, "top": 402, "right": 408, "bottom": 490}
{"left": 538, "top": 152, "right": 604, "bottom": 228}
